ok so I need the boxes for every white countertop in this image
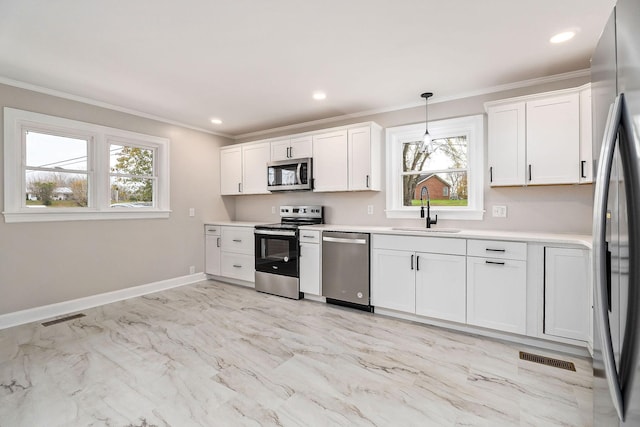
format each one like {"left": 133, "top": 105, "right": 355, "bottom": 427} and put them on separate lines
{"left": 300, "top": 224, "right": 592, "bottom": 249}
{"left": 205, "top": 221, "right": 592, "bottom": 249}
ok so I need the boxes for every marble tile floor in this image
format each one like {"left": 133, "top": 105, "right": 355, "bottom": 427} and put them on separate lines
{"left": 0, "top": 280, "right": 593, "bottom": 427}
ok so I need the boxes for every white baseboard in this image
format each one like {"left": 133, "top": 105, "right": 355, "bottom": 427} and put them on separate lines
{"left": 0, "top": 272, "right": 206, "bottom": 330}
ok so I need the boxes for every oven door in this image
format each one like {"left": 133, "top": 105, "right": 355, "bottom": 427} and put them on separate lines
{"left": 254, "top": 229, "right": 299, "bottom": 277}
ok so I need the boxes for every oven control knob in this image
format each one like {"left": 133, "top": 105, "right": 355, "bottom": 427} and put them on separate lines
{"left": 357, "top": 292, "right": 363, "bottom": 299}
{"left": 284, "top": 256, "right": 289, "bottom": 262}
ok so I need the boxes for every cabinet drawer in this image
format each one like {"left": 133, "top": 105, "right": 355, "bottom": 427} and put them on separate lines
{"left": 221, "top": 253, "right": 255, "bottom": 282}
{"left": 299, "top": 230, "right": 321, "bottom": 243}
{"left": 221, "top": 226, "right": 254, "bottom": 255}
{"left": 467, "top": 239, "right": 526, "bottom": 260}
{"left": 373, "top": 234, "right": 466, "bottom": 255}
{"left": 204, "top": 224, "right": 221, "bottom": 235}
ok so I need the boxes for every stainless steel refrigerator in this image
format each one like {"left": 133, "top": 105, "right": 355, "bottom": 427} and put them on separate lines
{"left": 592, "top": 0, "right": 640, "bottom": 425}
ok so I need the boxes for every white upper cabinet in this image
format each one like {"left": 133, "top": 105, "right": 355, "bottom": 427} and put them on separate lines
{"left": 271, "top": 135, "right": 313, "bottom": 161}
{"left": 486, "top": 84, "right": 590, "bottom": 187}
{"left": 221, "top": 122, "right": 381, "bottom": 195}
{"left": 579, "top": 87, "right": 593, "bottom": 183}
{"left": 220, "top": 141, "right": 270, "bottom": 195}
{"left": 313, "top": 130, "right": 349, "bottom": 192}
{"left": 487, "top": 102, "right": 526, "bottom": 186}
{"left": 220, "top": 146, "right": 243, "bottom": 195}
{"left": 526, "top": 93, "right": 580, "bottom": 185}
{"left": 348, "top": 125, "right": 381, "bottom": 191}
{"left": 241, "top": 142, "right": 271, "bottom": 194}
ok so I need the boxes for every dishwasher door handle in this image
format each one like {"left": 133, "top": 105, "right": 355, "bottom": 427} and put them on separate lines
{"left": 322, "top": 236, "right": 368, "bottom": 244}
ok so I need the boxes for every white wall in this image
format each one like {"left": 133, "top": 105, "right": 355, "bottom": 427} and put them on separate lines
{"left": 0, "top": 83, "right": 233, "bottom": 315}
{"left": 232, "top": 75, "right": 593, "bottom": 234}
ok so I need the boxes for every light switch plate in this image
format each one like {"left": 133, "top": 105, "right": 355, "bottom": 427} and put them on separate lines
{"left": 367, "top": 205, "right": 374, "bottom": 215}
{"left": 189, "top": 208, "right": 195, "bottom": 217}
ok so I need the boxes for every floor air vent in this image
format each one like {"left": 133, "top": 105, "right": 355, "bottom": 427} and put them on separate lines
{"left": 519, "top": 351, "right": 576, "bottom": 371}
{"left": 41, "top": 313, "right": 86, "bottom": 327}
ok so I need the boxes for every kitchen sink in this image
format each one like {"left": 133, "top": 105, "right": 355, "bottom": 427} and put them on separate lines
{"left": 391, "top": 227, "right": 461, "bottom": 233}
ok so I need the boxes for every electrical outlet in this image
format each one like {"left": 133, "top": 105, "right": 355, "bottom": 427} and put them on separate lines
{"left": 367, "top": 205, "right": 374, "bottom": 215}
{"left": 189, "top": 208, "right": 195, "bottom": 217}
{"left": 271, "top": 206, "right": 276, "bottom": 214}
{"left": 492, "top": 205, "right": 507, "bottom": 218}
{"left": 189, "top": 266, "right": 195, "bottom": 274}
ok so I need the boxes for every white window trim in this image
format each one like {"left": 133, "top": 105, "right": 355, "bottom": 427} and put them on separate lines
{"left": 385, "top": 114, "right": 485, "bottom": 220}
{"left": 3, "top": 107, "right": 170, "bottom": 223}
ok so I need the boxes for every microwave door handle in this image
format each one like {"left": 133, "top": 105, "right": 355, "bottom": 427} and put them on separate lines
{"left": 593, "top": 94, "right": 624, "bottom": 422}
{"left": 296, "top": 163, "right": 302, "bottom": 185}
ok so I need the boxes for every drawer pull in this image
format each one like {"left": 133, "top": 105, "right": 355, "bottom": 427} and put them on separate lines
{"left": 485, "top": 260, "right": 505, "bottom": 266}
{"left": 232, "top": 239, "right": 242, "bottom": 243}
{"left": 207, "top": 228, "right": 217, "bottom": 232}
{"left": 485, "top": 248, "right": 506, "bottom": 252}
{"left": 233, "top": 264, "right": 242, "bottom": 268}
{"left": 302, "top": 235, "right": 315, "bottom": 239}
{"left": 217, "top": 237, "right": 220, "bottom": 248}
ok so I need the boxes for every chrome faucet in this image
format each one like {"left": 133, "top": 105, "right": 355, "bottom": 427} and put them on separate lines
{"left": 420, "top": 187, "right": 438, "bottom": 228}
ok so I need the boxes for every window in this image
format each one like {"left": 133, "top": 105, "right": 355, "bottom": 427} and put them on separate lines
{"left": 385, "top": 115, "right": 484, "bottom": 220}
{"left": 4, "top": 108, "right": 170, "bottom": 223}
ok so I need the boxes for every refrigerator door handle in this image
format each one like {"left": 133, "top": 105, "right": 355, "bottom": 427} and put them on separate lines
{"left": 593, "top": 94, "right": 625, "bottom": 421}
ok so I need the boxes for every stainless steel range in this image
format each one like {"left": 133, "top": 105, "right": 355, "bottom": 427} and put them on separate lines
{"left": 254, "top": 205, "right": 323, "bottom": 299}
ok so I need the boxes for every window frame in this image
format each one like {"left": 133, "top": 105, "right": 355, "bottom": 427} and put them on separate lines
{"left": 385, "top": 114, "right": 484, "bottom": 220}
{"left": 4, "top": 107, "right": 170, "bottom": 223}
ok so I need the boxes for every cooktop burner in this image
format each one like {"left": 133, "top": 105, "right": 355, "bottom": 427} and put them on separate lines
{"left": 254, "top": 205, "right": 324, "bottom": 231}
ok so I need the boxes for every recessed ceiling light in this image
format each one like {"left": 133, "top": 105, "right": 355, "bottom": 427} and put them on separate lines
{"left": 210, "top": 118, "right": 223, "bottom": 125}
{"left": 550, "top": 31, "right": 576, "bottom": 44}
{"left": 312, "top": 91, "right": 327, "bottom": 100}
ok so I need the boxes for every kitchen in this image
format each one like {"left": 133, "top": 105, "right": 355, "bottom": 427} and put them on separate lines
{"left": 0, "top": 0, "right": 633, "bottom": 425}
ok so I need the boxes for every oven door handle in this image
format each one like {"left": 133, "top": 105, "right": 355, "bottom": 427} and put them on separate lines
{"left": 255, "top": 229, "right": 296, "bottom": 237}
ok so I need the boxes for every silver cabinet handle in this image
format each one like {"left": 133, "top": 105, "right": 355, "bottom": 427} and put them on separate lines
{"left": 238, "top": 183, "right": 242, "bottom": 193}
{"left": 301, "top": 234, "right": 315, "bottom": 238}
{"left": 593, "top": 93, "right": 624, "bottom": 421}
{"left": 489, "top": 166, "right": 493, "bottom": 183}
{"left": 207, "top": 228, "right": 218, "bottom": 233}
{"left": 416, "top": 255, "right": 420, "bottom": 271}
{"left": 366, "top": 174, "right": 370, "bottom": 188}
{"left": 232, "top": 239, "right": 242, "bottom": 243}
{"left": 410, "top": 254, "right": 414, "bottom": 270}
{"left": 485, "top": 260, "right": 505, "bottom": 266}
{"left": 528, "top": 164, "right": 532, "bottom": 181}
{"left": 216, "top": 237, "right": 220, "bottom": 248}
{"left": 233, "top": 264, "right": 242, "bottom": 268}
{"left": 485, "top": 248, "right": 506, "bottom": 253}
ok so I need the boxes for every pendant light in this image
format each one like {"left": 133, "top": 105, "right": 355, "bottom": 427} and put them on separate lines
{"left": 420, "top": 92, "right": 433, "bottom": 153}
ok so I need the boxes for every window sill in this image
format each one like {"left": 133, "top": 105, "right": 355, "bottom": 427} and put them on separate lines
{"left": 3, "top": 209, "right": 171, "bottom": 223}
{"left": 385, "top": 208, "right": 485, "bottom": 221}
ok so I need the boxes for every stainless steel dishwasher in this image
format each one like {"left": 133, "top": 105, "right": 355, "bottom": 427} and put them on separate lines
{"left": 321, "top": 231, "right": 372, "bottom": 311}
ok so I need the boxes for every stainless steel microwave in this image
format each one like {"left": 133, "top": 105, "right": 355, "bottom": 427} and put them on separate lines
{"left": 267, "top": 157, "right": 312, "bottom": 192}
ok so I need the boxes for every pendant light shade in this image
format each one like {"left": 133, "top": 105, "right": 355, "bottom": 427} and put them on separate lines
{"left": 421, "top": 92, "right": 433, "bottom": 152}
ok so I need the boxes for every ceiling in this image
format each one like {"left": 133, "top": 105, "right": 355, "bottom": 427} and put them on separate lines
{"left": 0, "top": 0, "right": 615, "bottom": 138}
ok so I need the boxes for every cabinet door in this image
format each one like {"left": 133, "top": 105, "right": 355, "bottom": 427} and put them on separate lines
{"left": 466, "top": 257, "right": 527, "bottom": 334}
{"left": 220, "top": 146, "right": 243, "bottom": 195}
{"left": 205, "top": 234, "right": 221, "bottom": 275}
{"left": 300, "top": 242, "right": 320, "bottom": 295}
{"left": 348, "top": 126, "right": 372, "bottom": 191}
{"left": 371, "top": 249, "right": 415, "bottom": 312}
{"left": 487, "top": 102, "right": 526, "bottom": 186}
{"left": 579, "top": 88, "right": 593, "bottom": 183}
{"left": 312, "top": 130, "right": 348, "bottom": 192}
{"left": 242, "top": 142, "right": 270, "bottom": 194}
{"left": 415, "top": 252, "right": 466, "bottom": 323}
{"left": 270, "top": 139, "right": 291, "bottom": 161}
{"left": 526, "top": 93, "right": 580, "bottom": 185}
{"left": 544, "top": 247, "right": 590, "bottom": 341}
{"left": 290, "top": 135, "right": 313, "bottom": 159}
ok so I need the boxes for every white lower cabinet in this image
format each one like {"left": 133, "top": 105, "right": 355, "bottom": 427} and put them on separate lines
{"left": 544, "top": 247, "right": 590, "bottom": 341}
{"left": 206, "top": 225, "right": 255, "bottom": 284}
{"left": 466, "top": 257, "right": 527, "bottom": 334}
{"left": 371, "top": 235, "right": 466, "bottom": 323}
{"left": 300, "top": 230, "right": 321, "bottom": 295}
{"left": 371, "top": 248, "right": 416, "bottom": 312}
{"left": 466, "top": 239, "right": 527, "bottom": 334}
{"left": 415, "top": 253, "right": 466, "bottom": 323}
{"left": 204, "top": 225, "right": 221, "bottom": 276}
